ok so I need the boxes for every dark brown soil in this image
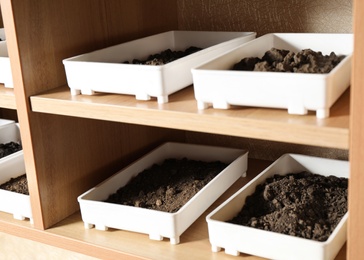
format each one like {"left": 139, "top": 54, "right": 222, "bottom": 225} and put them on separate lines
{"left": 0, "top": 174, "right": 29, "bottom": 195}
{"left": 232, "top": 48, "right": 346, "bottom": 73}
{"left": 228, "top": 171, "right": 348, "bottom": 241}
{"left": 105, "top": 158, "right": 228, "bottom": 213}
{"left": 123, "top": 46, "right": 202, "bottom": 65}
{"left": 0, "top": 141, "right": 22, "bottom": 159}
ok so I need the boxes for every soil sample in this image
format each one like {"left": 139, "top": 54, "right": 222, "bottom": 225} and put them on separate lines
{"left": 105, "top": 158, "right": 228, "bottom": 213}
{"left": 232, "top": 48, "right": 346, "bottom": 74}
{"left": 123, "top": 46, "right": 202, "bottom": 65}
{"left": 0, "top": 174, "right": 29, "bottom": 195}
{"left": 0, "top": 141, "right": 22, "bottom": 159}
{"left": 228, "top": 171, "right": 348, "bottom": 241}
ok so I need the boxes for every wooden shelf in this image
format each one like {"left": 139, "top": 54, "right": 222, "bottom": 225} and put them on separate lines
{"left": 0, "top": 159, "right": 347, "bottom": 260}
{"left": 31, "top": 85, "right": 350, "bottom": 150}
{"left": 0, "top": 84, "right": 16, "bottom": 109}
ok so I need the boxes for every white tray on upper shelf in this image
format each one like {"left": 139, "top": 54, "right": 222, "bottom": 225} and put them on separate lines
{"left": 192, "top": 33, "right": 353, "bottom": 118}
{"left": 0, "top": 123, "right": 22, "bottom": 162}
{"left": 0, "top": 41, "right": 13, "bottom": 88}
{"left": 206, "top": 153, "right": 349, "bottom": 260}
{"left": 78, "top": 142, "right": 248, "bottom": 245}
{"left": 0, "top": 151, "right": 32, "bottom": 223}
{"left": 63, "top": 30, "right": 256, "bottom": 103}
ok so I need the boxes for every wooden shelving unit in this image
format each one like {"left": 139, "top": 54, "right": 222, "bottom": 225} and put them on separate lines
{"left": 0, "top": 0, "right": 361, "bottom": 259}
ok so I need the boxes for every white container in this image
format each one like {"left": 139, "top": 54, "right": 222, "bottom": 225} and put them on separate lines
{"left": 63, "top": 30, "right": 256, "bottom": 103}
{"left": 206, "top": 154, "right": 349, "bottom": 260}
{"left": 0, "top": 119, "right": 15, "bottom": 128}
{"left": 0, "top": 123, "right": 22, "bottom": 162}
{"left": 78, "top": 142, "right": 248, "bottom": 244}
{"left": 192, "top": 33, "right": 353, "bottom": 118}
{"left": 0, "top": 28, "right": 5, "bottom": 40}
{"left": 0, "top": 150, "right": 32, "bottom": 222}
{"left": 0, "top": 41, "right": 13, "bottom": 88}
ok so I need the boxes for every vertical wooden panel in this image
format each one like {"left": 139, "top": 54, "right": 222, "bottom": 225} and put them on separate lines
{"left": 348, "top": 0, "right": 364, "bottom": 259}
{"left": 1, "top": 0, "right": 180, "bottom": 229}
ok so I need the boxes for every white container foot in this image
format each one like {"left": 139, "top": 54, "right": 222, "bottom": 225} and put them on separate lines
{"left": 95, "top": 224, "right": 108, "bottom": 231}
{"left": 225, "top": 248, "right": 240, "bottom": 256}
{"left": 157, "top": 95, "right": 169, "bottom": 103}
{"left": 84, "top": 223, "right": 94, "bottom": 229}
{"left": 197, "top": 101, "right": 210, "bottom": 110}
{"left": 29, "top": 218, "right": 34, "bottom": 225}
{"left": 170, "top": 237, "right": 180, "bottom": 244}
{"left": 316, "top": 108, "right": 330, "bottom": 118}
{"left": 211, "top": 245, "right": 221, "bottom": 252}
{"left": 288, "top": 105, "right": 308, "bottom": 115}
{"left": 149, "top": 234, "right": 163, "bottom": 241}
{"left": 13, "top": 214, "right": 25, "bottom": 221}
{"left": 213, "top": 101, "right": 231, "bottom": 109}
{"left": 70, "top": 89, "right": 81, "bottom": 95}
{"left": 81, "top": 89, "right": 95, "bottom": 95}
{"left": 136, "top": 93, "right": 151, "bottom": 101}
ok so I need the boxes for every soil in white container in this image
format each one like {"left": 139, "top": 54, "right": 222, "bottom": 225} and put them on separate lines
{"left": 0, "top": 174, "right": 29, "bottom": 195}
{"left": 105, "top": 158, "right": 227, "bottom": 213}
{"left": 123, "top": 46, "right": 202, "bottom": 65}
{"left": 232, "top": 48, "right": 346, "bottom": 74}
{"left": 228, "top": 171, "right": 348, "bottom": 241}
{"left": 0, "top": 142, "right": 22, "bottom": 159}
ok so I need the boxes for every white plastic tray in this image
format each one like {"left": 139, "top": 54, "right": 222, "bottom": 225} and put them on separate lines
{"left": 0, "top": 149, "right": 31, "bottom": 223}
{"left": 0, "top": 123, "right": 22, "bottom": 162}
{"left": 0, "top": 28, "right": 5, "bottom": 41}
{"left": 0, "top": 119, "right": 15, "bottom": 128}
{"left": 63, "top": 30, "right": 256, "bottom": 103}
{"left": 206, "top": 153, "right": 349, "bottom": 260}
{"left": 78, "top": 142, "right": 248, "bottom": 244}
{"left": 0, "top": 41, "right": 13, "bottom": 88}
{"left": 192, "top": 33, "right": 353, "bottom": 118}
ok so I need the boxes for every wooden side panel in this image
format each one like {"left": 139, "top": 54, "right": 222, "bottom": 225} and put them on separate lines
{"left": 348, "top": 0, "right": 364, "bottom": 259}
{"left": 1, "top": 0, "right": 179, "bottom": 229}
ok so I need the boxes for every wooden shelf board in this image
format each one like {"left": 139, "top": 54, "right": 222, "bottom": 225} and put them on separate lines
{"left": 0, "top": 84, "right": 16, "bottom": 109}
{"left": 31, "top": 86, "right": 350, "bottom": 150}
{"left": 0, "top": 159, "right": 347, "bottom": 260}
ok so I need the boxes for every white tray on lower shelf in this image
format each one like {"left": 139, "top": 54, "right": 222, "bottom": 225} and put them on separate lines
{"left": 192, "top": 33, "right": 353, "bottom": 118}
{"left": 78, "top": 142, "right": 248, "bottom": 244}
{"left": 206, "top": 153, "right": 349, "bottom": 260}
{"left": 0, "top": 123, "right": 22, "bottom": 163}
{"left": 0, "top": 41, "right": 13, "bottom": 88}
{"left": 63, "top": 30, "right": 256, "bottom": 103}
{"left": 0, "top": 151, "right": 32, "bottom": 223}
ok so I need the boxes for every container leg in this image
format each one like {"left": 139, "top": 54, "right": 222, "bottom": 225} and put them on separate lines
{"left": 149, "top": 234, "right": 163, "bottom": 241}
{"left": 70, "top": 89, "right": 81, "bottom": 95}
{"left": 316, "top": 108, "right": 330, "bottom": 119}
{"left": 225, "top": 248, "right": 240, "bottom": 256}
{"left": 84, "top": 223, "right": 94, "bottom": 229}
{"left": 136, "top": 93, "right": 151, "bottom": 101}
{"left": 157, "top": 95, "right": 169, "bottom": 103}
{"left": 13, "top": 214, "right": 25, "bottom": 221}
{"left": 95, "top": 224, "right": 108, "bottom": 231}
{"left": 197, "top": 101, "right": 209, "bottom": 110}
{"left": 213, "top": 101, "right": 231, "bottom": 109}
{"left": 81, "top": 89, "right": 95, "bottom": 95}
{"left": 170, "top": 237, "right": 180, "bottom": 245}
{"left": 288, "top": 105, "right": 308, "bottom": 115}
{"left": 211, "top": 245, "right": 221, "bottom": 252}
